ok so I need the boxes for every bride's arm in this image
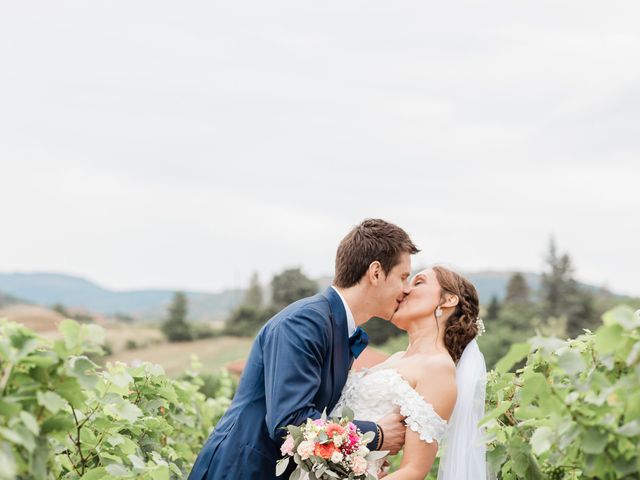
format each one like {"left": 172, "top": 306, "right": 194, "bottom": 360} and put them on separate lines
{"left": 383, "top": 358, "right": 457, "bottom": 480}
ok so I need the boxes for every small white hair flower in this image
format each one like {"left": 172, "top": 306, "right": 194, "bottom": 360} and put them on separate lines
{"left": 475, "top": 317, "right": 486, "bottom": 337}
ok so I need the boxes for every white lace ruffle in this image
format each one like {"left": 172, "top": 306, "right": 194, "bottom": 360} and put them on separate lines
{"left": 331, "top": 368, "right": 448, "bottom": 445}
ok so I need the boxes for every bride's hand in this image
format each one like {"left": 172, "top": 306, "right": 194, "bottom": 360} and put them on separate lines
{"left": 378, "top": 459, "right": 391, "bottom": 478}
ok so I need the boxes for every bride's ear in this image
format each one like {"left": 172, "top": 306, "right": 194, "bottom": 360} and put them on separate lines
{"left": 442, "top": 294, "right": 459, "bottom": 308}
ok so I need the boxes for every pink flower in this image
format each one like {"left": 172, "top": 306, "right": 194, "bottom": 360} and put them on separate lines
{"left": 280, "top": 435, "right": 294, "bottom": 456}
{"left": 313, "top": 419, "right": 326, "bottom": 426}
{"left": 351, "top": 455, "right": 368, "bottom": 475}
{"left": 297, "top": 440, "right": 315, "bottom": 460}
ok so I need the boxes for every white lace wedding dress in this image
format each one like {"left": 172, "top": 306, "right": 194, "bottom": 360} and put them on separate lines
{"left": 330, "top": 366, "right": 448, "bottom": 478}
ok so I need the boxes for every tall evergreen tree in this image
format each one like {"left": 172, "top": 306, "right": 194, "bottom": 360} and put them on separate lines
{"left": 271, "top": 268, "right": 318, "bottom": 309}
{"left": 541, "top": 238, "right": 577, "bottom": 317}
{"left": 161, "top": 292, "right": 193, "bottom": 342}
{"left": 243, "top": 272, "right": 263, "bottom": 308}
{"left": 540, "top": 238, "right": 596, "bottom": 336}
{"left": 505, "top": 273, "right": 530, "bottom": 304}
{"left": 487, "top": 295, "right": 501, "bottom": 320}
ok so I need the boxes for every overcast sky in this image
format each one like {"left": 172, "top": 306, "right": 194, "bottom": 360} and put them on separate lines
{"left": 1, "top": 1, "right": 638, "bottom": 296}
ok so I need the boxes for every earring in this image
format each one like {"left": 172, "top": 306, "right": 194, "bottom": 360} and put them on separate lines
{"left": 435, "top": 307, "right": 443, "bottom": 318}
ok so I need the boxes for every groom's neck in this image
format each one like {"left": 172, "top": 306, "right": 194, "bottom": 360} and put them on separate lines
{"left": 333, "top": 285, "right": 373, "bottom": 327}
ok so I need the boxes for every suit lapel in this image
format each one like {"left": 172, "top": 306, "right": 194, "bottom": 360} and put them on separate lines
{"left": 322, "top": 287, "right": 352, "bottom": 411}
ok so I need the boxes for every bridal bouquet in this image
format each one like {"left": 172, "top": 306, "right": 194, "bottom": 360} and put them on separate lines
{"left": 276, "top": 408, "right": 386, "bottom": 480}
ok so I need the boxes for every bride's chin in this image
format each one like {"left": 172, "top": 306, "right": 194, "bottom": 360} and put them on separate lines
{"left": 390, "top": 313, "right": 408, "bottom": 331}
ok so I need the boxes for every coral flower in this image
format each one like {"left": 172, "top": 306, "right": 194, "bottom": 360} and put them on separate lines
{"left": 314, "top": 442, "right": 337, "bottom": 459}
{"left": 326, "top": 423, "right": 346, "bottom": 438}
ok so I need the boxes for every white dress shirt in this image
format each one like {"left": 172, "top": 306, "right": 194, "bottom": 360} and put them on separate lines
{"left": 331, "top": 286, "right": 357, "bottom": 338}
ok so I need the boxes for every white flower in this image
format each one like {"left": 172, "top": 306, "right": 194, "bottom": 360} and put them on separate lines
{"left": 476, "top": 317, "right": 486, "bottom": 337}
{"left": 304, "top": 432, "right": 318, "bottom": 442}
{"left": 330, "top": 451, "right": 344, "bottom": 463}
{"left": 333, "top": 436, "right": 343, "bottom": 447}
{"left": 351, "top": 455, "right": 368, "bottom": 475}
{"left": 297, "top": 441, "right": 315, "bottom": 460}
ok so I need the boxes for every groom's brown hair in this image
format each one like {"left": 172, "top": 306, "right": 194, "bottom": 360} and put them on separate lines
{"left": 334, "top": 219, "right": 419, "bottom": 288}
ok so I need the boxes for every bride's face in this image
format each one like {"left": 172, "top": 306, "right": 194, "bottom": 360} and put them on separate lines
{"left": 391, "top": 268, "right": 442, "bottom": 330}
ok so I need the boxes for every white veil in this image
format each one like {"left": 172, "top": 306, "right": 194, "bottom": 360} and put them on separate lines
{"left": 437, "top": 339, "right": 491, "bottom": 479}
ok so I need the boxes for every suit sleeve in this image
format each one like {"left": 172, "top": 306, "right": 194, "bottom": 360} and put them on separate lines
{"left": 262, "top": 306, "right": 380, "bottom": 449}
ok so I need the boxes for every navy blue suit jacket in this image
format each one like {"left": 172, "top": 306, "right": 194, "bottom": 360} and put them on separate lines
{"left": 187, "top": 287, "right": 380, "bottom": 480}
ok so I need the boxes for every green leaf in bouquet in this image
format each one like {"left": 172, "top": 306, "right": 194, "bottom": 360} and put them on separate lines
{"left": 276, "top": 457, "right": 289, "bottom": 476}
{"left": 287, "top": 424, "right": 303, "bottom": 442}
{"left": 341, "top": 406, "right": 354, "bottom": 421}
{"left": 361, "top": 430, "right": 375, "bottom": 445}
{"left": 366, "top": 450, "right": 389, "bottom": 462}
{"left": 290, "top": 469, "right": 302, "bottom": 480}
{"left": 318, "top": 431, "right": 329, "bottom": 443}
{"left": 321, "top": 408, "right": 328, "bottom": 421}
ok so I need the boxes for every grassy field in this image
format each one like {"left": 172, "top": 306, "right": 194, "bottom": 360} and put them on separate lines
{"left": 0, "top": 305, "right": 254, "bottom": 378}
{"left": 105, "top": 336, "right": 254, "bottom": 377}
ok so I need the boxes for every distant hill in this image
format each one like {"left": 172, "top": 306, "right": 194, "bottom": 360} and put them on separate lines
{"left": 318, "top": 270, "right": 607, "bottom": 303}
{"left": 317, "top": 271, "right": 542, "bottom": 302}
{"left": 0, "top": 270, "right": 618, "bottom": 324}
{"left": 0, "top": 273, "right": 243, "bottom": 323}
{"left": 0, "top": 290, "right": 30, "bottom": 308}
{"left": 464, "top": 270, "right": 543, "bottom": 302}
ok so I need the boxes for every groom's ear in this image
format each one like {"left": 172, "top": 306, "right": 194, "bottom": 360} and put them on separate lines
{"left": 367, "top": 261, "right": 383, "bottom": 285}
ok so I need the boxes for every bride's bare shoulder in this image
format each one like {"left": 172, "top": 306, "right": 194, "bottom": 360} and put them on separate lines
{"left": 407, "top": 353, "right": 457, "bottom": 420}
{"left": 413, "top": 352, "right": 456, "bottom": 378}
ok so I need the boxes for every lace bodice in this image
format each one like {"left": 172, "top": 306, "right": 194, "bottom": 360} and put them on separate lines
{"left": 331, "top": 368, "right": 448, "bottom": 444}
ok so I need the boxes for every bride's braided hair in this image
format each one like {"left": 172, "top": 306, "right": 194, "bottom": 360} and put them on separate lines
{"left": 433, "top": 266, "right": 480, "bottom": 363}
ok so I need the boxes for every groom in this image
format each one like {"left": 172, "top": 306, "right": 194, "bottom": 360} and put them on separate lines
{"left": 188, "top": 219, "right": 420, "bottom": 480}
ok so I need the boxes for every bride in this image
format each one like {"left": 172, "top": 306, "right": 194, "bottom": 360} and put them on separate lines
{"left": 331, "top": 266, "right": 489, "bottom": 479}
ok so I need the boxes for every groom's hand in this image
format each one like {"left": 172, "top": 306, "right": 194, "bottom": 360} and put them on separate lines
{"left": 377, "top": 413, "right": 406, "bottom": 455}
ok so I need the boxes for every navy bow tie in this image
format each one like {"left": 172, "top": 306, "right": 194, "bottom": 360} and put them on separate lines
{"left": 348, "top": 327, "right": 369, "bottom": 358}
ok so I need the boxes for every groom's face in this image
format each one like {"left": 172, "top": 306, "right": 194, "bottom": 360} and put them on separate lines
{"left": 375, "top": 252, "right": 412, "bottom": 320}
